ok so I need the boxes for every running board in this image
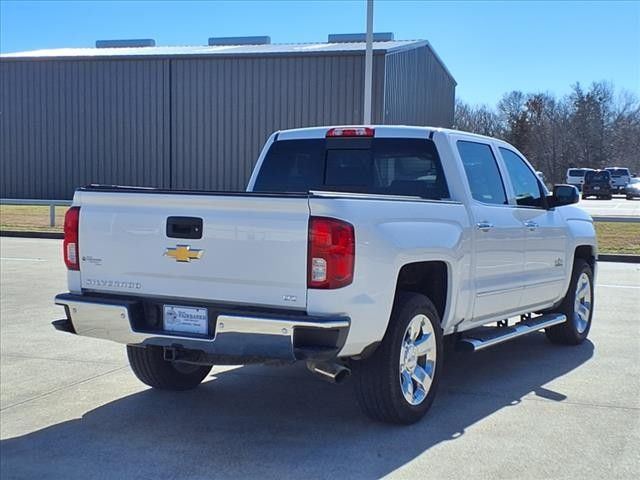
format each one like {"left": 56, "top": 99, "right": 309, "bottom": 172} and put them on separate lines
{"left": 457, "top": 313, "right": 566, "bottom": 352}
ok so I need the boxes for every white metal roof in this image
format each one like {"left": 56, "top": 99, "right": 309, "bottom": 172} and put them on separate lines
{"left": 1, "top": 40, "right": 424, "bottom": 59}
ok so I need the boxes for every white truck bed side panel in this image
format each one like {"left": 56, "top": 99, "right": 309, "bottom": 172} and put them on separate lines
{"left": 307, "top": 197, "right": 472, "bottom": 356}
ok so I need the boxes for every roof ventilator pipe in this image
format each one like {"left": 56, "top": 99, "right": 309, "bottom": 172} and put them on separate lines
{"left": 328, "top": 32, "right": 394, "bottom": 43}
{"left": 95, "top": 39, "right": 156, "bottom": 48}
{"left": 208, "top": 36, "right": 271, "bottom": 46}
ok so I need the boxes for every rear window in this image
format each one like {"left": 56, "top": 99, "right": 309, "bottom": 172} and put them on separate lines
{"left": 253, "top": 138, "right": 450, "bottom": 199}
{"left": 585, "top": 171, "right": 611, "bottom": 181}
{"left": 568, "top": 169, "right": 586, "bottom": 177}
{"left": 605, "top": 168, "right": 630, "bottom": 177}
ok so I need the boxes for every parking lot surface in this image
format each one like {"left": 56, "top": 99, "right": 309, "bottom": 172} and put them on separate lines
{"left": 1, "top": 237, "right": 639, "bottom": 479}
{"left": 577, "top": 196, "right": 640, "bottom": 218}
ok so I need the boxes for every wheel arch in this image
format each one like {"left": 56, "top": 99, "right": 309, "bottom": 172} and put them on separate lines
{"left": 394, "top": 261, "right": 449, "bottom": 327}
{"left": 574, "top": 244, "right": 596, "bottom": 271}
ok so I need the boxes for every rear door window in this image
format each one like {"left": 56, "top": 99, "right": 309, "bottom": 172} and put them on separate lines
{"left": 500, "top": 148, "right": 545, "bottom": 208}
{"left": 254, "top": 138, "right": 450, "bottom": 199}
{"left": 457, "top": 141, "right": 507, "bottom": 205}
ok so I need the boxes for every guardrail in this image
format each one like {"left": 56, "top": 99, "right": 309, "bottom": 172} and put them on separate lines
{"left": 1, "top": 199, "right": 638, "bottom": 226}
{"left": 1, "top": 199, "right": 72, "bottom": 227}
{"left": 592, "top": 216, "right": 640, "bottom": 223}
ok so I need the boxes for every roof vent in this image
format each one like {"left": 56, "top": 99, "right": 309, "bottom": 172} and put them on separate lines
{"left": 328, "top": 32, "right": 394, "bottom": 43}
{"left": 95, "top": 39, "right": 156, "bottom": 48}
{"left": 208, "top": 36, "right": 271, "bottom": 46}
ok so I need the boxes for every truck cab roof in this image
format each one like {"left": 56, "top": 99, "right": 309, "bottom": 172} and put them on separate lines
{"left": 275, "top": 125, "right": 499, "bottom": 142}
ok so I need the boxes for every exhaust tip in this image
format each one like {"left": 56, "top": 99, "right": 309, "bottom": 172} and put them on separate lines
{"left": 307, "top": 361, "right": 351, "bottom": 384}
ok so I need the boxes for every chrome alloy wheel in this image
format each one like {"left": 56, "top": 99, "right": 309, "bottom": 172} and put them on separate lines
{"left": 399, "top": 314, "right": 437, "bottom": 406}
{"left": 574, "top": 272, "right": 592, "bottom": 334}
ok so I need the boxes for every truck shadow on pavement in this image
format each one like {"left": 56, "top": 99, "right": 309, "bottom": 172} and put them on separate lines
{"left": 1, "top": 334, "right": 593, "bottom": 479}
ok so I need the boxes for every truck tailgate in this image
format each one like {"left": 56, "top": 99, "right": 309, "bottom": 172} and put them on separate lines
{"left": 75, "top": 190, "right": 310, "bottom": 309}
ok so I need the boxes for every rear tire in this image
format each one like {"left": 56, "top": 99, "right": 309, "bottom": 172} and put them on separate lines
{"left": 127, "top": 345, "right": 212, "bottom": 390}
{"left": 546, "top": 259, "right": 594, "bottom": 345}
{"left": 352, "top": 293, "right": 443, "bottom": 424}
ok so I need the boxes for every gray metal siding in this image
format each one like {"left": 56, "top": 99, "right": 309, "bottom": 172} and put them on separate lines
{"left": 0, "top": 59, "right": 170, "bottom": 199}
{"left": 170, "top": 54, "right": 385, "bottom": 191}
{"left": 1, "top": 46, "right": 456, "bottom": 199}
{"left": 383, "top": 46, "right": 455, "bottom": 127}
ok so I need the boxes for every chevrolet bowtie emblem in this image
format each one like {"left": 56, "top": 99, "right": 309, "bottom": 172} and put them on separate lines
{"left": 165, "top": 245, "right": 204, "bottom": 263}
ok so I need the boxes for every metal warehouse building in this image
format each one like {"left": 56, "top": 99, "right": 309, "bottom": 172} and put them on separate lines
{"left": 0, "top": 34, "right": 456, "bottom": 199}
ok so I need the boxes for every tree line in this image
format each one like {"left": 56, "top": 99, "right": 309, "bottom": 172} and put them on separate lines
{"left": 453, "top": 81, "right": 640, "bottom": 184}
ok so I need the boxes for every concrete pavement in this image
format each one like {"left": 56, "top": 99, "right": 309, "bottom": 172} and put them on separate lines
{"left": 578, "top": 196, "right": 640, "bottom": 218}
{"left": 1, "top": 237, "right": 639, "bottom": 479}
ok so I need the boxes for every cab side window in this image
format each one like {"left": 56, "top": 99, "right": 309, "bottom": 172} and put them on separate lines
{"left": 457, "top": 141, "right": 507, "bottom": 205}
{"left": 499, "top": 148, "right": 544, "bottom": 208}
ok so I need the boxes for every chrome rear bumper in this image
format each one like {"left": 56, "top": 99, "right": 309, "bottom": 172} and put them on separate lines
{"left": 54, "top": 293, "right": 349, "bottom": 362}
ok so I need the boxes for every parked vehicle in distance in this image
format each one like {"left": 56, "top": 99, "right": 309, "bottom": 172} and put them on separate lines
{"left": 53, "top": 126, "right": 597, "bottom": 425}
{"left": 582, "top": 170, "right": 612, "bottom": 200}
{"left": 625, "top": 177, "right": 640, "bottom": 200}
{"left": 605, "top": 167, "right": 631, "bottom": 194}
{"left": 566, "top": 168, "right": 595, "bottom": 191}
{"left": 536, "top": 170, "right": 547, "bottom": 186}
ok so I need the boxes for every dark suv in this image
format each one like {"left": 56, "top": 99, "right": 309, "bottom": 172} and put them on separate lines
{"left": 582, "top": 170, "right": 612, "bottom": 200}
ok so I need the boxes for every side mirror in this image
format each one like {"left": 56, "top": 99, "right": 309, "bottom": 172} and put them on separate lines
{"left": 548, "top": 184, "right": 579, "bottom": 208}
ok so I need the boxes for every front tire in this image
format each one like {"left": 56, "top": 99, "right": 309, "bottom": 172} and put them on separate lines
{"left": 546, "top": 259, "right": 594, "bottom": 345}
{"left": 353, "top": 293, "right": 443, "bottom": 424}
{"left": 127, "top": 345, "right": 212, "bottom": 390}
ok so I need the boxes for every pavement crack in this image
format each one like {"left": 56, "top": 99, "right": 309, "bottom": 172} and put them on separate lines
{"left": 0, "top": 366, "right": 128, "bottom": 412}
{"left": 1, "top": 352, "right": 124, "bottom": 367}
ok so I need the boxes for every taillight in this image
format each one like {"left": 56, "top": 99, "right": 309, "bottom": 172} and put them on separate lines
{"left": 308, "top": 217, "right": 355, "bottom": 289}
{"left": 326, "top": 127, "right": 374, "bottom": 138}
{"left": 63, "top": 207, "right": 80, "bottom": 270}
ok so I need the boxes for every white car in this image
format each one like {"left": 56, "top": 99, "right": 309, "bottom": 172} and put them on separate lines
{"left": 605, "top": 167, "right": 631, "bottom": 194}
{"left": 54, "top": 126, "right": 597, "bottom": 424}
{"left": 625, "top": 177, "right": 640, "bottom": 200}
{"left": 566, "top": 168, "right": 595, "bottom": 191}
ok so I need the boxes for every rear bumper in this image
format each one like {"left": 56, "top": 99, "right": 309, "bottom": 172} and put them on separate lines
{"left": 54, "top": 293, "right": 349, "bottom": 362}
{"left": 583, "top": 187, "right": 611, "bottom": 196}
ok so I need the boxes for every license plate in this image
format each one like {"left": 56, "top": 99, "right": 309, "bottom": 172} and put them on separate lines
{"left": 594, "top": 186, "right": 600, "bottom": 190}
{"left": 163, "top": 305, "right": 208, "bottom": 335}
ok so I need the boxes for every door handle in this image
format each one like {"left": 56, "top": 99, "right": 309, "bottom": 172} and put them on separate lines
{"left": 476, "top": 221, "right": 494, "bottom": 232}
{"left": 524, "top": 220, "right": 539, "bottom": 231}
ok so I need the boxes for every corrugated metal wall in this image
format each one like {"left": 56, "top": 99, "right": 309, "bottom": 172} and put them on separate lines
{"left": 0, "top": 59, "right": 171, "bottom": 199}
{"left": 383, "top": 45, "right": 455, "bottom": 128}
{"left": 0, "top": 47, "right": 455, "bottom": 199}
{"left": 170, "top": 53, "right": 385, "bottom": 191}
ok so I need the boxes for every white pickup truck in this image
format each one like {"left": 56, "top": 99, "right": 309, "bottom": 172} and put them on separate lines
{"left": 54, "top": 126, "right": 597, "bottom": 424}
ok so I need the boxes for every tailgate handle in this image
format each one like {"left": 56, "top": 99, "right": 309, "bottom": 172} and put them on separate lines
{"left": 166, "top": 217, "right": 203, "bottom": 239}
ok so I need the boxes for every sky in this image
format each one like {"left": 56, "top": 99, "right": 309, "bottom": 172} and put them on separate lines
{"left": 1, "top": 0, "right": 638, "bottom": 105}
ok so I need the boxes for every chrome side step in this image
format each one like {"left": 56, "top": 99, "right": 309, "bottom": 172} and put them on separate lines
{"left": 457, "top": 313, "right": 566, "bottom": 352}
